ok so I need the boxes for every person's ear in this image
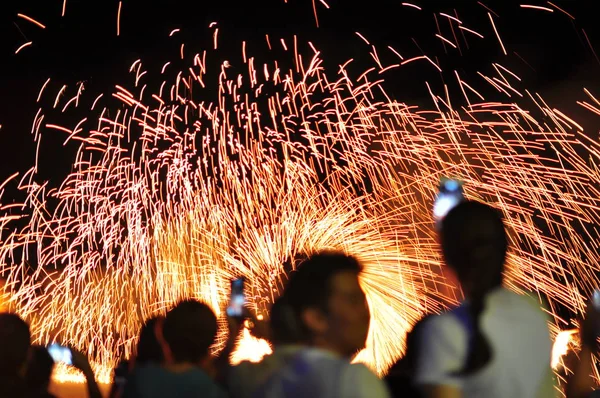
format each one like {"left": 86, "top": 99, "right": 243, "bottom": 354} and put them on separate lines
{"left": 301, "top": 308, "right": 328, "bottom": 335}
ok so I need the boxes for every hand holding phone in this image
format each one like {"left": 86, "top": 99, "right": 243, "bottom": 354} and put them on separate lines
{"left": 433, "top": 178, "right": 465, "bottom": 226}
{"left": 227, "top": 277, "right": 246, "bottom": 318}
{"left": 47, "top": 343, "right": 73, "bottom": 365}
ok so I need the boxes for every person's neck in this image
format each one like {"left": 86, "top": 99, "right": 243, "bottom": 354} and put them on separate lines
{"left": 311, "top": 339, "right": 347, "bottom": 359}
{"left": 165, "top": 362, "right": 196, "bottom": 373}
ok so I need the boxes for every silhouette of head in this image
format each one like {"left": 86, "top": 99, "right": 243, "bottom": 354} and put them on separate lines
{"left": 0, "top": 313, "right": 31, "bottom": 377}
{"left": 269, "top": 296, "right": 302, "bottom": 346}
{"left": 163, "top": 300, "right": 218, "bottom": 364}
{"left": 440, "top": 200, "right": 507, "bottom": 298}
{"left": 283, "top": 251, "right": 370, "bottom": 358}
{"left": 135, "top": 316, "right": 165, "bottom": 365}
{"left": 25, "top": 345, "right": 54, "bottom": 392}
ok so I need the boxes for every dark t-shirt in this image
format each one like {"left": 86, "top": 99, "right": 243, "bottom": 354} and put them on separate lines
{"left": 123, "top": 363, "right": 227, "bottom": 398}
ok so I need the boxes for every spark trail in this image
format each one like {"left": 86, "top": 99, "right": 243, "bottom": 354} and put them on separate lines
{"left": 1, "top": 1, "right": 600, "bottom": 384}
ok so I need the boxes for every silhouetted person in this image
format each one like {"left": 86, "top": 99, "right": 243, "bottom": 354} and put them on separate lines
{"left": 226, "top": 296, "right": 304, "bottom": 398}
{"left": 110, "top": 317, "right": 166, "bottom": 398}
{"left": 135, "top": 317, "right": 165, "bottom": 365}
{"left": 385, "top": 315, "right": 433, "bottom": 398}
{"left": 0, "top": 312, "right": 31, "bottom": 398}
{"left": 414, "top": 201, "right": 557, "bottom": 398}
{"left": 123, "top": 300, "right": 226, "bottom": 398}
{"left": 254, "top": 251, "right": 390, "bottom": 398}
{"left": 566, "top": 303, "right": 600, "bottom": 398}
{"left": 25, "top": 346, "right": 56, "bottom": 398}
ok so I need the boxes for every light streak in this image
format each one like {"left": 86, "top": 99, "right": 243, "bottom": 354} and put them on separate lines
{"left": 17, "top": 14, "right": 46, "bottom": 29}
{"left": 117, "top": 1, "right": 122, "bottom": 36}
{"left": 15, "top": 41, "right": 33, "bottom": 54}
{"left": 459, "top": 25, "right": 485, "bottom": 39}
{"left": 439, "top": 13, "right": 462, "bottom": 24}
{"left": 488, "top": 12, "right": 507, "bottom": 55}
{"left": 435, "top": 34, "right": 458, "bottom": 49}
{"left": 37, "top": 78, "right": 51, "bottom": 102}
{"left": 547, "top": 2, "right": 575, "bottom": 20}
{"left": 401, "top": 3, "right": 422, "bottom": 11}
{"left": 355, "top": 32, "right": 370, "bottom": 45}
{"left": 401, "top": 55, "right": 442, "bottom": 72}
{"left": 520, "top": 5, "right": 554, "bottom": 12}
{"left": 582, "top": 29, "right": 600, "bottom": 67}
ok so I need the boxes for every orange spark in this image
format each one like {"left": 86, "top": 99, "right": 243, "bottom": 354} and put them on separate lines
{"left": 520, "top": 4, "right": 554, "bottom": 12}
{"left": 488, "top": 12, "right": 507, "bottom": 55}
{"left": 17, "top": 14, "right": 46, "bottom": 29}
{"left": 547, "top": 2, "right": 575, "bottom": 19}
{"left": 117, "top": 1, "right": 122, "bottom": 36}
{"left": 401, "top": 3, "right": 422, "bottom": 10}
{"left": 459, "top": 25, "right": 484, "bottom": 39}
{"left": 435, "top": 34, "right": 458, "bottom": 49}
{"left": 15, "top": 41, "right": 32, "bottom": 54}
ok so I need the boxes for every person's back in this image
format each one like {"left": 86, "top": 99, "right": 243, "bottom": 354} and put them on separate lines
{"left": 229, "top": 344, "right": 302, "bottom": 398}
{"left": 0, "top": 313, "right": 31, "bottom": 398}
{"left": 255, "top": 347, "right": 388, "bottom": 398}
{"left": 126, "top": 362, "right": 225, "bottom": 398}
{"left": 416, "top": 288, "right": 554, "bottom": 398}
{"left": 228, "top": 297, "right": 303, "bottom": 398}
{"left": 123, "top": 300, "right": 226, "bottom": 398}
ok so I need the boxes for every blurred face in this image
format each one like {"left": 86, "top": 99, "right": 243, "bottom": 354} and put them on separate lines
{"left": 323, "top": 271, "right": 371, "bottom": 357}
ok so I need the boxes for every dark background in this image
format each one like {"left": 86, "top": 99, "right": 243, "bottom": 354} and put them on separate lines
{"left": 1, "top": 0, "right": 599, "bottom": 189}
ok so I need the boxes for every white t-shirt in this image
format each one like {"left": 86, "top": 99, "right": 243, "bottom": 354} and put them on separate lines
{"left": 253, "top": 347, "right": 390, "bottom": 398}
{"left": 415, "top": 287, "right": 558, "bottom": 398}
{"left": 229, "top": 345, "right": 303, "bottom": 398}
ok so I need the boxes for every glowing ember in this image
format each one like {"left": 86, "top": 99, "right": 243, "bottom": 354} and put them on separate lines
{"left": 231, "top": 329, "right": 273, "bottom": 366}
{"left": 552, "top": 330, "right": 577, "bottom": 370}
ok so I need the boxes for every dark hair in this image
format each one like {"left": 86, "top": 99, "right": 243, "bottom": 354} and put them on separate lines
{"left": 163, "top": 299, "right": 218, "bottom": 364}
{"left": 440, "top": 201, "right": 507, "bottom": 375}
{"left": 283, "top": 251, "right": 363, "bottom": 340}
{"left": 0, "top": 313, "right": 31, "bottom": 376}
{"left": 135, "top": 317, "right": 164, "bottom": 365}
{"left": 269, "top": 296, "right": 301, "bottom": 345}
{"left": 25, "top": 345, "right": 54, "bottom": 391}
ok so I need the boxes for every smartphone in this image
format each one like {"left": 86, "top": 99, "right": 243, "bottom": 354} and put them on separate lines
{"left": 593, "top": 289, "right": 600, "bottom": 311}
{"left": 47, "top": 343, "right": 73, "bottom": 365}
{"left": 433, "top": 178, "right": 465, "bottom": 224}
{"left": 227, "top": 277, "right": 246, "bottom": 318}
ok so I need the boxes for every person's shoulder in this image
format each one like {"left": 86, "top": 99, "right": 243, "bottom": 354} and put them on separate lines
{"left": 182, "top": 369, "right": 226, "bottom": 397}
{"left": 495, "top": 288, "right": 551, "bottom": 319}
{"left": 424, "top": 309, "right": 469, "bottom": 339}
{"left": 342, "top": 363, "right": 390, "bottom": 398}
{"left": 230, "top": 359, "right": 257, "bottom": 375}
{"left": 345, "top": 362, "right": 379, "bottom": 378}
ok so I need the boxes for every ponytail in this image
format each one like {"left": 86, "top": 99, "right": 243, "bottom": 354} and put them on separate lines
{"left": 459, "top": 294, "right": 492, "bottom": 375}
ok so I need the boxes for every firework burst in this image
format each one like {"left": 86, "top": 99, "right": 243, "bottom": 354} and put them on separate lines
{"left": 1, "top": 1, "right": 600, "bottom": 384}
